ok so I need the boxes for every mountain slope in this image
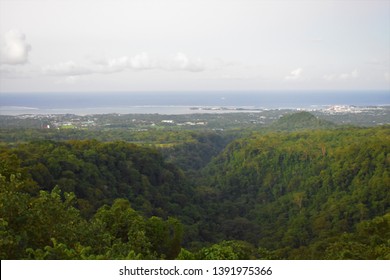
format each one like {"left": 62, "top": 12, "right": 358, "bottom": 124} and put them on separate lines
{"left": 270, "top": 111, "right": 336, "bottom": 131}
{"left": 199, "top": 126, "right": 390, "bottom": 258}
{"left": 0, "top": 140, "right": 189, "bottom": 218}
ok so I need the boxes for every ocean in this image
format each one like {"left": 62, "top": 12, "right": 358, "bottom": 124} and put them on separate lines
{"left": 0, "top": 91, "right": 389, "bottom": 115}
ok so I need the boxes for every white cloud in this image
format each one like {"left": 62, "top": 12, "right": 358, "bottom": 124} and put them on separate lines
{"left": 101, "top": 56, "right": 130, "bottom": 72}
{"left": 42, "top": 52, "right": 206, "bottom": 77}
{"left": 285, "top": 68, "right": 303, "bottom": 81}
{"left": 323, "top": 74, "right": 335, "bottom": 81}
{"left": 340, "top": 69, "right": 358, "bottom": 80}
{"left": 324, "top": 69, "right": 359, "bottom": 81}
{"left": 91, "top": 56, "right": 131, "bottom": 74}
{"left": 0, "top": 30, "right": 32, "bottom": 65}
{"left": 130, "top": 52, "right": 155, "bottom": 70}
{"left": 55, "top": 76, "right": 84, "bottom": 85}
{"left": 168, "top": 52, "right": 204, "bottom": 72}
{"left": 92, "top": 53, "right": 155, "bottom": 72}
{"left": 385, "top": 72, "right": 390, "bottom": 82}
{"left": 42, "top": 61, "right": 93, "bottom": 76}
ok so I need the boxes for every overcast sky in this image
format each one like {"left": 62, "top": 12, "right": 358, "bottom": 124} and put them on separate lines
{"left": 0, "top": 0, "right": 389, "bottom": 92}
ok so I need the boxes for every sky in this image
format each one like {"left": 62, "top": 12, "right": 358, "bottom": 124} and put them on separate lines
{"left": 0, "top": 0, "right": 389, "bottom": 92}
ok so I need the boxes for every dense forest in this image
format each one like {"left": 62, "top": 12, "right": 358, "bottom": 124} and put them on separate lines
{"left": 0, "top": 112, "right": 389, "bottom": 259}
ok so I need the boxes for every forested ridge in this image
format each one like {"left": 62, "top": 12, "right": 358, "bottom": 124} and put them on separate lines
{"left": 1, "top": 113, "right": 389, "bottom": 259}
{"left": 199, "top": 126, "right": 390, "bottom": 259}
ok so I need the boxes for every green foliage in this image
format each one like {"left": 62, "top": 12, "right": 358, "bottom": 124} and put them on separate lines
{"left": 0, "top": 140, "right": 187, "bottom": 218}
{"left": 199, "top": 126, "right": 389, "bottom": 258}
{"left": 198, "top": 242, "right": 239, "bottom": 260}
{"left": 146, "top": 216, "right": 183, "bottom": 259}
{"left": 195, "top": 240, "right": 257, "bottom": 260}
{"left": 0, "top": 174, "right": 86, "bottom": 259}
{"left": 271, "top": 111, "right": 336, "bottom": 131}
{"left": 26, "top": 238, "right": 93, "bottom": 260}
{"left": 0, "top": 125, "right": 389, "bottom": 259}
{"left": 0, "top": 141, "right": 187, "bottom": 260}
{"left": 0, "top": 174, "right": 185, "bottom": 259}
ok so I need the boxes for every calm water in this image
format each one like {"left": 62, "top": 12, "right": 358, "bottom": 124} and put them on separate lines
{"left": 0, "top": 91, "right": 389, "bottom": 115}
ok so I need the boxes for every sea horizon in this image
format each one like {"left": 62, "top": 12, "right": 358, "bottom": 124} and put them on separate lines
{"left": 1, "top": 90, "right": 389, "bottom": 116}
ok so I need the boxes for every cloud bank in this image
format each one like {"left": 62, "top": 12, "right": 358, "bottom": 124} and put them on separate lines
{"left": 285, "top": 68, "right": 303, "bottom": 81}
{"left": 43, "top": 61, "right": 93, "bottom": 76}
{"left": 323, "top": 69, "right": 359, "bottom": 81}
{"left": 42, "top": 52, "right": 205, "bottom": 77}
{"left": 170, "top": 53, "right": 204, "bottom": 72}
{"left": 0, "top": 30, "right": 31, "bottom": 65}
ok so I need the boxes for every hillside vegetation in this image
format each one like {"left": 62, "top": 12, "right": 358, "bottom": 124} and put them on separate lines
{"left": 199, "top": 126, "right": 389, "bottom": 258}
{"left": 0, "top": 113, "right": 389, "bottom": 259}
{"left": 270, "top": 111, "right": 336, "bottom": 131}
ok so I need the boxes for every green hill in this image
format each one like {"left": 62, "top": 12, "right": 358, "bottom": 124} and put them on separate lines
{"left": 271, "top": 111, "right": 336, "bottom": 131}
{"left": 1, "top": 126, "right": 389, "bottom": 259}
{"left": 0, "top": 140, "right": 189, "bottom": 218}
{"left": 200, "top": 126, "right": 390, "bottom": 258}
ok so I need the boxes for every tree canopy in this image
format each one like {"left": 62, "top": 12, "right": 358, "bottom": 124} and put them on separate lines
{"left": 0, "top": 116, "right": 389, "bottom": 259}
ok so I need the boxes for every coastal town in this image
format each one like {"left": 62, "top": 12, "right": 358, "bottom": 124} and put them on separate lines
{"left": 0, "top": 105, "right": 388, "bottom": 131}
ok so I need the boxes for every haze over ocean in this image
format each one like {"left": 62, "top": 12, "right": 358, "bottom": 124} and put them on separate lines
{"left": 0, "top": 91, "right": 389, "bottom": 115}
